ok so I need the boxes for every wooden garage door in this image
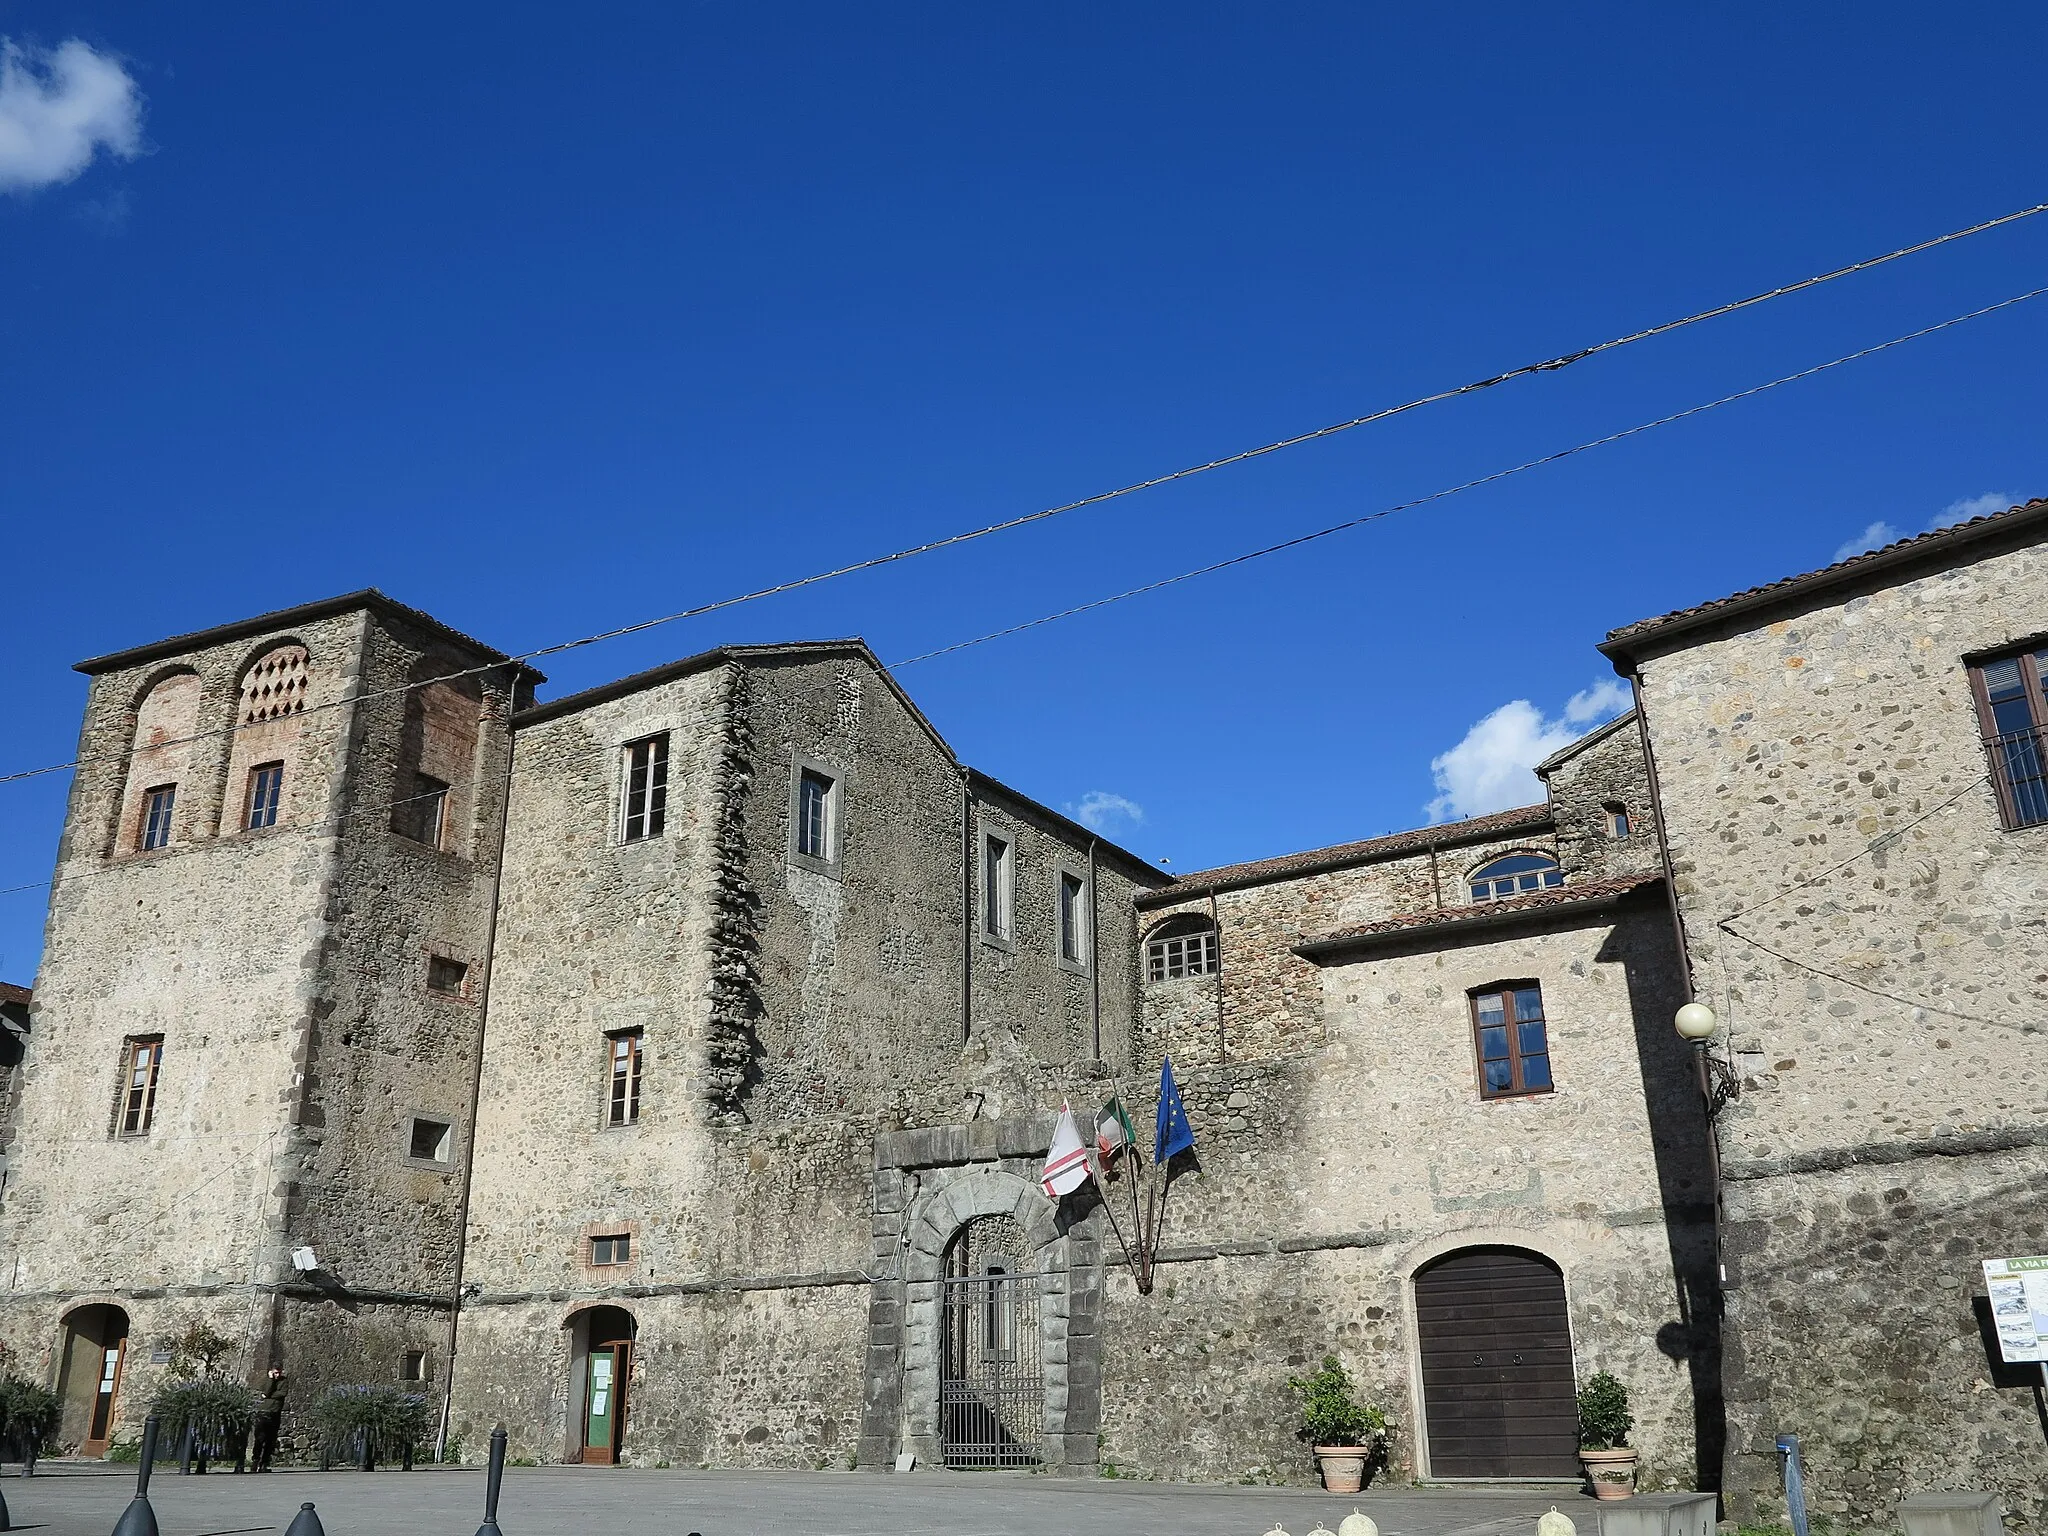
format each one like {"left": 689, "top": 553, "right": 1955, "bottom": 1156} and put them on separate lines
{"left": 1415, "top": 1247, "right": 1578, "bottom": 1478}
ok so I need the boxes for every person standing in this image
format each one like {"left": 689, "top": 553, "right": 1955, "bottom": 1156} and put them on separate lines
{"left": 251, "top": 1368, "right": 286, "bottom": 1471}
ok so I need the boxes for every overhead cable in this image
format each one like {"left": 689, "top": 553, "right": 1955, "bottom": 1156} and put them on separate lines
{"left": 0, "top": 201, "right": 2043, "bottom": 791}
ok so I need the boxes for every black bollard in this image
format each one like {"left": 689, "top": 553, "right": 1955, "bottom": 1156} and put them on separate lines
{"left": 110, "top": 1413, "right": 161, "bottom": 1536}
{"left": 474, "top": 1423, "right": 507, "bottom": 1536}
{"left": 282, "top": 1501, "right": 327, "bottom": 1536}
{"left": 0, "top": 1475, "right": 10, "bottom": 1532}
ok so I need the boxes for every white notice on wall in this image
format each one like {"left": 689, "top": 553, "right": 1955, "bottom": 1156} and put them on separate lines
{"left": 1982, "top": 1255, "right": 2048, "bottom": 1363}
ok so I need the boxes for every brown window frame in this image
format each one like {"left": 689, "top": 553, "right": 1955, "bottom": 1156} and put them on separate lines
{"left": 590, "top": 1232, "right": 632, "bottom": 1266}
{"left": 606, "top": 1029, "right": 643, "bottom": 1127}
{"left": 1469, "top": 982, "right": 1554, "bottom": 1101}
{"left": 425, "top": 955, "right": 470, "bottom": 997}
{"left": 117, "top": 1036, "right": 164, "bottom": 1136}
{"left": 1967, "top": 644, "right": 2048, "bottom": 830}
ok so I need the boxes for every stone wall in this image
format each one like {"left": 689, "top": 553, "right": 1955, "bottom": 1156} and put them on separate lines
{"left": 1541, "top": 711, "right": 1665, "bottom": 883}
{"left": 1625, "top": 528, "right": 2048, "bottom": 1526}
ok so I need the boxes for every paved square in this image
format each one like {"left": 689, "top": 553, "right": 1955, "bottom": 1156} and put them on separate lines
{"left": 2, "top": 1465, "right": 1600, "bottom": 1536}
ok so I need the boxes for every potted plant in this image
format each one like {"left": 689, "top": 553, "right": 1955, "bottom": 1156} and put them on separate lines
{"left": 152, "top": 1378, "right": 258, "bottom": 1471}
{"left": 1576, "top": 1371, "right": 1636, "bottom": 1499}
{"left": 0, "top": 1374, "right": 62, "bottom": 1470}
{"left": 311, "top": 1385, "right": 432, "bottom": 1471}
{"left": 1286, "top": 1354, "right": 1389, "bottom": 1493}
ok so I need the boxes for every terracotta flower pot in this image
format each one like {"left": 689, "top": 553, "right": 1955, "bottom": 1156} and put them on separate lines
{"left": 1314, "top": 1444, "right": 1369, "bottom": 1493}
{"left": 1580, "top": 1446, "right": 1638, "bottom": 1500}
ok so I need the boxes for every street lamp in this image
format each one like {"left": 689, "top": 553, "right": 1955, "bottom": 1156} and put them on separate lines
{"left": 1674, "top": 1001, "right": 1738, "bottom": 1115}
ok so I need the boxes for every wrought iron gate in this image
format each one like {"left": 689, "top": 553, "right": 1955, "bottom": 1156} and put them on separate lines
{"left": 938, "top": 1214, "right": 1043, "bottom": 1468}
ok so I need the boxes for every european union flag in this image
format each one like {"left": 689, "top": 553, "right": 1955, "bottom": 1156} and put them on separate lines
{"left": 1154, "top": 1057, "right": 1195, "bottom": 1163}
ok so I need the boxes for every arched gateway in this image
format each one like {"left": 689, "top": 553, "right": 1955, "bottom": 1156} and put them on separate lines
{"left": 939, "top": 1214, "right": 1042, "bottom": 1467}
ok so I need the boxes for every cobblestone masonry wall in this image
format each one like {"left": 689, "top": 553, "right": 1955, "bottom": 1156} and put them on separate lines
{"left": 1629, "top": 532, "right": 2048, "bottom": 1526}
{"left": 1541, "top": 713, "right": 1665, "bottom": 884}
{"left": 1103, "top": 885, "right": 1716, "bottom": 1487}
{"left": 0, "top": 600, "right": 522, "bottom": 1451}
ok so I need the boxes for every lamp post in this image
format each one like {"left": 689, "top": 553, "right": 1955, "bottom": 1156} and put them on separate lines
{"left": 1675, "top": 1002, "right": 1738, "bottom": 1117}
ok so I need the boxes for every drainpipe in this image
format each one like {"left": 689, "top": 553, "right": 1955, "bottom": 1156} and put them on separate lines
{"left": 1207, "top": 890, "right": 1226, "bottom": 1071}
{"left": 435, "top": 670, "right": 519, "bottom": 1463}
{"left": 1087, "top": 837, "right": 1101, "bottom": 1062}
{"left": 962, "top": 779, "right": 974, "bottom": 1045}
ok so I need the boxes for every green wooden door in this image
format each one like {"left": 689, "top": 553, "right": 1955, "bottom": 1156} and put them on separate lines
{"left": 584, "top": 1346, "right": 618, "bottom": 1459}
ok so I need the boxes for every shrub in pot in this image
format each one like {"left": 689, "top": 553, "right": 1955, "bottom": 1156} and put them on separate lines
{"left": 310, "top": 1385, "right": 432, "bottom": 1471}
{"left": 152, "top": 1378, "right": 258, "bottom": 1470}
{"left": 1575, "top": 1371, "right": 1636, "bottom": 1500}
{"left": 0, "top": 1375, "right": 62, "bottom": 1468}
{"left": 1286, "top": 1355, "right": 1389, "bottom": 1493}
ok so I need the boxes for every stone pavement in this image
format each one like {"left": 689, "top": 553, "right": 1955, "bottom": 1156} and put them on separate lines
{"left": 0, "top": 1465, "right": 1601, "bottom": 1536}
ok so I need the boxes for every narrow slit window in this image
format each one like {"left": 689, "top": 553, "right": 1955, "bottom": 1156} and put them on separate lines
{"left": 607, "top": 1029, "right": 643, "bottom": 1127}
{"left": 140, "top": 785, "right": 176, "bottom": 851}
{"left": 246, "top": 763, "right": 285, "bottom": 830}
{"left": 393, "top": 773, "right": 450, "bottom": 849}
{"left": 118, "top": 1038, "right": 164, "bottom": 1136}
{"left": 1605, "top": 804, "right": 1631, "bottom": 841}
{"left": 400, "top": 1350, "right": 427, "bottom": 1383}
{"left": 590, "top": 1233, "right": 632, "bottom": 1266}
{"left": 1471, "top": 984, "right": 1553, "bottom": 1100}
{"left": 982, "top": 834, "right": 1012, "bottom": 940}
{"left": 621, "top": 735, "right": 669, "bottom": 842}
{"left": 1058, "top": 871, "right": 1087, "bottom": 964}
{"left": 796, "top": 769, "right": 835, "bottom": 861}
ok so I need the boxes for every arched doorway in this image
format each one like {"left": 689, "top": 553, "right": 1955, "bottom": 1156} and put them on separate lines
{"left": 1414, "top": 1247, "right": 1577, "bottom": 1477}
{"left": 939, "top": 1214, "right": 1041, "bottom": 1468}
{"left": 57, "top": 1305, "right": 131, "bottom": 1457}
{"left": 567, "top": 1306, "right": 635, "bottom": 1466}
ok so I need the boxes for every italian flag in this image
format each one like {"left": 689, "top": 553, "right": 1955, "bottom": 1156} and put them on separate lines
{"left": 1097, "top": 1098, "right": 1138, "bottom": 1161}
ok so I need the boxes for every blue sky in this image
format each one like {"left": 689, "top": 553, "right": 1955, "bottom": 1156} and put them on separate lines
{"left": 3, "top": 2, "right": 2045, "bottom": 983}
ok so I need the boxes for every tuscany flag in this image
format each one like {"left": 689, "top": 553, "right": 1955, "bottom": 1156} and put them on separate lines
{"left": 1041, "top": 1103, "right": 1093, "bottom": 1199}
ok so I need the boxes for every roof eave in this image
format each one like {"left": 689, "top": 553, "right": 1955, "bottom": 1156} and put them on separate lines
{"left": 965, "top": 768, "right": 1170, "bottom": 887}
{"left": 1295, "top": 877, "right": 1660, "bottom": 962}
{"left": 1601, "top": 499, "right": 2048, "bottom": 670}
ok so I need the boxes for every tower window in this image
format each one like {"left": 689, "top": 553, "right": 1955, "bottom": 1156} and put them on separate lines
{"left": 246, "top": 763, "right": 285, "bottom": 830}
{"left": 393, "top": 774, "right": 450, "bottom": 849}
{"left": 981, "top": 832, "right": 1013, "bottom": 942}
{"left": 621, "top": 735, "right": 669, "bottom": 842}
{"left": 791, "top": 763, "right": 840, "bottom": 866}
{"left": 426, "top": 956, "right": 469, "bottom": 996}
{"left": 408, "top": 1116, "right": 454, "bottom": 1164}
{"left": 117, "top": 1038, "right": 164, "bottom": 1136}
{"left": 1057, "top": 871, "right": 1088, "bottom": 966}
{"left": 590, "top": 1233, "right": 632, "bottom": 1266}
{"left": 607, "top": 1029, "right": 643, "bottom": 1127}
{"left": 1146, "top": 915, "right": 1219, "bottom": 982}
{"left": 1604, "top": 803, "right": 1631, "bottom": 841}
{"left": 139, "top": 786, "right": 176, "bottom": 851}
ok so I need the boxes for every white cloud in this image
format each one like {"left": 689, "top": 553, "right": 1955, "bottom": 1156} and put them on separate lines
{"left": 1067, "top": 791, "right": 1144, "bottom": 834}
{"left": 1426, "top": 681, "right": 1631, "bottom": 823}
{"left": 1833, "top": 521, "right": 1901, "bottom": 563}
{"left": 1928, "top": 491, "right": 2011, "bottom": 530}
{"left": 0, "top": 39, "right": 142, "bottom": 195}
{"left": 1832, "top": 492, "right": 2013, "bottom": 565}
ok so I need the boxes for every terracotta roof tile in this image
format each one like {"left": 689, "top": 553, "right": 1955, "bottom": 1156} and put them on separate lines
{"left": 1135, "top": 804, "right": 1552, "bottom": 907}
{"left": 1301, "top": 871, "right": 1663, "bottom": 952}
{"left": 1604, "top": 497, "right": 2048, "bottom": 654}
{"left": 0, "top": 981, "right": 30, "bottom": 1008}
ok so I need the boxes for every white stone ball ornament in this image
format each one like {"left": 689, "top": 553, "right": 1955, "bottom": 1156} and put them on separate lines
{"left": 1537, "top": 1507, "right": 1577, "bottom": 1536}
{"left": 1339, "top": 1512, "right": 1379, "bottom": 1536}
{"left": 1674, "top": 1001, "right": 1717, "bottom": 1041}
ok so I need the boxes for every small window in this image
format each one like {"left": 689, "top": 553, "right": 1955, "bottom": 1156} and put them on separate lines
{"left": 1468, "top": 852, "right": 1564, "bottom": 903}
{"left": 139, "top": 785, "right": 176, "bottom": 851}
{"left": 426, "top": 956, "right": 469, "bottom": 996}
{"left": 607, "top": 1029, "right": 643, "bottom": 1127}
{"left": 1057, "top": 871, "right": 1088, "bottom": 966}
{"left": 590, "top": 1233, "right": 632, "bottom": 1266}
{"left": 118, "top": 1037, "right": 164, "bottom": 1136}
{"left": 408, "top": 1116, "right": 453, "bottom": 1163}
{"left": 400, "top": 1350, "right": 427, "bottom": 1383}
{"left": 1146, "top": 916, "right": 1219, "bottom": 982}
{"left": 981, "top": 833, "right": 1013, "bottom": 941}
{"left": 393, "top": 773, "right": 450, "bottom": 848}
{"left": 1971, "top": 647, "right": 2048, "bottom": 828}
{"left": 1471, "top": 984, "right": 1553, "bottom": 1100}
{"left": 796, "top": 768, "right": 836, "bottom": 862}
{"left": 245, "top": 763, "right": 285, "bottom": 830}
{"left": 621, "top": 735, "right": 669, "bottom": 842}
{"left": 1605, "top": 804, "right": 1631, "bottom": 841}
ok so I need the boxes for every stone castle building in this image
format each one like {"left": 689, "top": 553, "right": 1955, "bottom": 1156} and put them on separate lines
{"left": 1, "top": 498, "right": 2043, "bottom": 1522}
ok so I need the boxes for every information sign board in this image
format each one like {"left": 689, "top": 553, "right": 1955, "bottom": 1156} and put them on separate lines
{"left": 1982, "top": 1255, "right": 2048, "bottom": 1364}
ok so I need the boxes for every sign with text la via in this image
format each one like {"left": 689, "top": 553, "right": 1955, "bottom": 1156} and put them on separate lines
{"left": 1982, "top": 1255, "right": 2048, "bottom": 1364}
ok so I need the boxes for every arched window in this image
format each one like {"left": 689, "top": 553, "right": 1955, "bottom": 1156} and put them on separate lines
{"left": 1468, "top": 852, "right": 1563, "bottom": 903}
{"left": 1145, "top": 913, "right": 1218, "bottom": 982}
{"left": 118, "top": 672, "right": 201, "bottom": 854}
{"left": 225, "top": 644, "right": 312, "bottom": 834}
{"left": 1603, "top": 802, "right": 1631, "bottom": 841}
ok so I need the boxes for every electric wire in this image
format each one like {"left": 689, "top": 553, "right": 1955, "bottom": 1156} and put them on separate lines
{"left": 890, "top": 285, "right": 2048, "bottom": 666}
{"left": 1, "top": 202, "right": 2043, "bottom": 790}
{"left": 3, "top": 287, "right": 2045, "bottom": 904}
